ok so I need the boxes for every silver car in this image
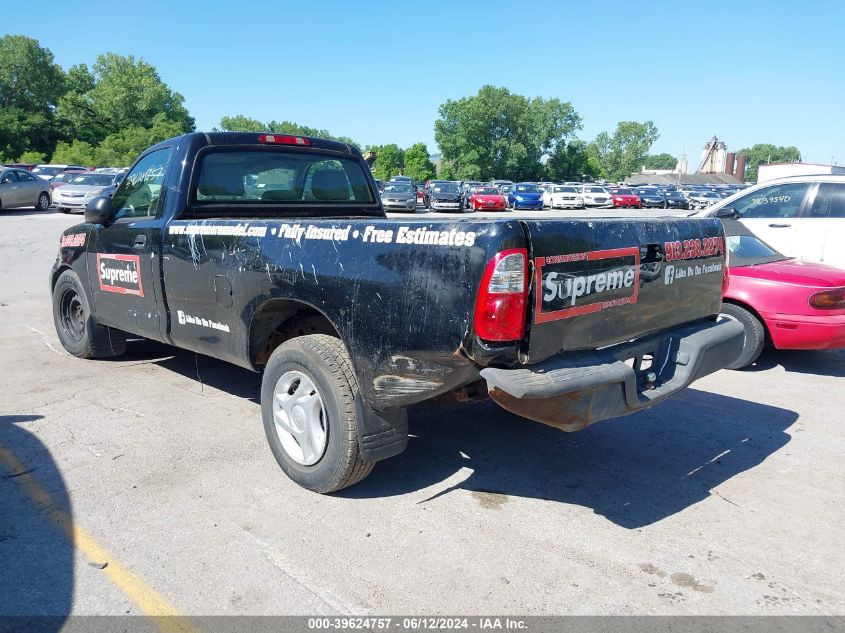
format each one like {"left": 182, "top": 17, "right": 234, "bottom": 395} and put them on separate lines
{"left": 0, "top": 168, "right": 52, "bottom": 211}
{"left": 52, "top": 172, "right": 119, "bottom": 214}
{"left": 380, "top": 183, "right": 417, "bottom": 212}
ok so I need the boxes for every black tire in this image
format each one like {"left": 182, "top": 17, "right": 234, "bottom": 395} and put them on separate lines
{"left": 37, "top": 192, "right": 50, "bottom": 211}
{"left": 58, "top": 207, "right": 70, "bottom": 214}
{"left": 720, "top": 303, "right": 765, "bottom": 369}
{"left": 261, "top": 334, "right": 373, "bottom": 493}
{"left": 52, "top": 270, "right": 127, "bottom": 358}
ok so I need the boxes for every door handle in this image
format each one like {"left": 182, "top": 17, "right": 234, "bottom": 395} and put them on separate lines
{"left": 133, "top": 235, "right": 147, "bottom": 250}
{"left": 768, "top": 223, "right": 791, "bottom": 228}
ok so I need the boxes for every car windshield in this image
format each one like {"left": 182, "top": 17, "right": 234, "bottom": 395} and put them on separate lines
{"left": 639, "top": 190, "right": 659, "bottom": 196}
{"left": 702, "top": 191, "right": 720, "bottom": 198}
{"left": 433, "top": 184, "right": 459, "bottom": 194}
{"left": 613, "top": 188, "right": 635, "bottom": 195}
{"left": 51, "top": 173, "right": 79, "bottom": 183}
{"left": 32, "top": 166, "right": 63, "bottom": 176}
{"left": 586, "top": 187, "right": 606, "bottom": 193}
{"left": 725, "top": 234, "right": 788, "bottom": 267}
{"left": 475, "top": 188, "right": 499, "bottom": 195}
{"left": 193, "top": 149, "right": 375, "bottom": 207}
{"left": 383, "top": 184, "right": 412, "bottom": 194}
{"left": 555, "top": 186, "right": 576, "bottom": 193}
{"left": 70, "top": 173, "right": 116, "bottom": 186}
{"left": 515, "top": 185, "right": 541, "bottom": 193}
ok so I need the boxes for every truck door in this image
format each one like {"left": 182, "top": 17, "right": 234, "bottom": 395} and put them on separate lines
{"left": 87, "top": 147, "right": 172, "bottom": 342}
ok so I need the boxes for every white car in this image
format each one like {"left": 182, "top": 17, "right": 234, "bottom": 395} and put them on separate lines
{"left": 30, "top": 164, "right": 87, "bottom": 181}
{"left": 52, "top": 172, "right": 119, "bottom": 213}
{"left": 692, "top": 175, "right": 845, "bottom": 267}
{"left": 543, "top": 185, "right": 584, "bottom": 209}
{"left": 687, "top": 191, "right": 721, "bottom": 210}
{"left": 579, "top": 185, "right": 612, "bottom": 207}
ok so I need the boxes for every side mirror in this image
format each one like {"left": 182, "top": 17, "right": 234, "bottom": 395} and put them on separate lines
{"left": 85, "top": 196, "right": 113, "bottom": 225}
{"left": 714, "top": 207, "right": 738, "bottom": 219}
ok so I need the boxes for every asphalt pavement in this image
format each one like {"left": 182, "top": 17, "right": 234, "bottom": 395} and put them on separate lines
{"left": 1, "top": 206, "right": 843, "bottom": 619}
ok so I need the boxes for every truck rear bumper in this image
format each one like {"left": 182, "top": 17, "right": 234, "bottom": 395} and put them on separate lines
{"left": 480, "top": 318, "right": 744, "bottom": 432}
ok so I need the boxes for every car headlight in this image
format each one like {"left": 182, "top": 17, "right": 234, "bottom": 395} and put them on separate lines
{"left": 85, "top": 189, "right": 104, "bottom": 198}
{"left": 515, "top": 196, "right": 524, "bottom": 201}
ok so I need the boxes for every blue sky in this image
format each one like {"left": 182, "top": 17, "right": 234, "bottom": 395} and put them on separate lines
{"left": 4, "top": 0, "right": 843, "bottom": 165}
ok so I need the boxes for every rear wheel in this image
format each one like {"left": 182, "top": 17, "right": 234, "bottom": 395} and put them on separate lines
{"left": 720, "top": 303, "right": 766, "bottom": 369}
{"left": 261, "top": 335, "right": 374, "bottom": 493}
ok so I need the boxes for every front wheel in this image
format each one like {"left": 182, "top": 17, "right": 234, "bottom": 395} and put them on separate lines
{"left": 261, "top": 335, "right": 374, "bottom": 493}
{"left": 720, "top": 303, "right": 766, "bottom": 369}
{"left": 52, "top": 270, "right": 126, "bottom": 358}
{"left": 37, "top": 192, "right": 51, "bottom": 211}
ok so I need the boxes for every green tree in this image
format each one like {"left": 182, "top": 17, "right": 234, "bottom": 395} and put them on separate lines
{"left": 17, "top": 151, "right": 47, "bottom": 164}
{"left": 371, "top": 144, "right": 404, "bottom": 181}
{"left": 58, "top": 53, "right": 194, "bottom": 146}
{"left": 217, "top": 115, "right": 265, "bottom": 132}
{"left": 51, "top": 139, "right": 97, "bottom": 166}
{"left": 643, "top": 152, "right": 678, "bottom": 170}
{"left": 434, "top": 85, "right": 582, "bottom": 181}
{"left": 735, "top": 143, "right": 801, "bottom": 182}
{"left": 401, "top": 143, "right": 436, "bottom": 182}
{"left": 0, "top": 35, "right": 66, "bottom": 159}
{"left": 592, "top": 121, "right": 660, "bottom": 181}
{"left": 438, "top": 161, "right": 456, "bottom": 180}
{"left": 217, "top": 115, "right": 358, "bottom": 146}
{"left": 93, "top": 114, "right": 187, "bottom": 166}
{"left": 545, "top": 140, "right": 601, "bottom": 182}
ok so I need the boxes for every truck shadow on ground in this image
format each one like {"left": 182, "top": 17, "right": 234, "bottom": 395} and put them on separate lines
{"left": 113, "top": 340, "right": 799, "bottom": 529}
{"left": 0, "top": 414, "right": 73, "bottom": 627}
{"left": 342, "top": 390, "right": 797, "bottom": 529}
{"left": 744, "top": 347, "right": 845, "bottom": 377}
{"left": 116, "top": 339, "right": 262, "bottom": 404}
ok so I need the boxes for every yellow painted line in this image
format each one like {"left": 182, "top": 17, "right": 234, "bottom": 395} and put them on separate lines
{"left": 0, "top": 443, "right": 199, "bottom": 633}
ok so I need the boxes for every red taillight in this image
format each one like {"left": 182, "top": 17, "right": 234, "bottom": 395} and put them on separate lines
{"left": 258, "top": 134, "right": 311, "bottom": 146}
{"left": 809, "top": 287, "right": 845, "bottom": 310}
{"left": 474, "top": 248, "right": 529, "bottom": 342}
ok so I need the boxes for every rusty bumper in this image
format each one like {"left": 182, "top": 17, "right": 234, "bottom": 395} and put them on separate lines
{"left": 480, "top": 318, "right": 744, "bottom": 432}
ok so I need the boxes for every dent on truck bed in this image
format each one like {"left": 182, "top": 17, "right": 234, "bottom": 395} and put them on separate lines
{"left": 164, "top": 216, "right": 526, "bottom": 410}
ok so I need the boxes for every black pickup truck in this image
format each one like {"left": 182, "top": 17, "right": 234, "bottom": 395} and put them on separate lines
{"left": 50, "top": 132, "right": 743, "bottom": 493}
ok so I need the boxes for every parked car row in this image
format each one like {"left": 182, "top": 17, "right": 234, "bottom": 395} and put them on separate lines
{"left": 0, "top": 163, "right": 129, "bottom": 213}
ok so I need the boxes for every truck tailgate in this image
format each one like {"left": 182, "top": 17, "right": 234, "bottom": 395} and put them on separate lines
{"left": 525, "top": 217, "right": 726, "bottom": 363}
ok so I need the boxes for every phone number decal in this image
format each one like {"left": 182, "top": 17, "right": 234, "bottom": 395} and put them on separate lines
{"left": 664, "top": 237, "right": 724, "bottom": 262}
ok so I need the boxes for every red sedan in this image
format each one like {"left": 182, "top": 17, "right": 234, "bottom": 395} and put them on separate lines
{"left": 720, "top": 220, "right": 845, "bottom": 368}
{"left": 610, "top": 187, "right": 641, "bottom": 208}
{"left": 468, "top": 186, "right": 507, "bottom": 211}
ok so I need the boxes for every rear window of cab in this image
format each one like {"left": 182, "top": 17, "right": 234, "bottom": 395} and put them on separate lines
{"left": 192, "top": 149, "right": 375, "bottom": 206}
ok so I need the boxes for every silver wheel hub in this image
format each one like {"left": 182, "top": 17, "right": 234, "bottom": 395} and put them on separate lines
{"left": 272, "top": 370, "right": 328, "bottom": 466}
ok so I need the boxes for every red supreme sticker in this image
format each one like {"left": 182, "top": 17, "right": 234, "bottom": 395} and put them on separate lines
{"left": 97, "top": 253, "right": 144, "bottom": 297}
{"left": 534, "top": 247, "right": 640, "bottom": 323}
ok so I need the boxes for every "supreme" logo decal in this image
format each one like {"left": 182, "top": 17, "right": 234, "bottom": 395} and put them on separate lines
{"left": 534, "top": 247, "right": 640, "bottom": 323}
{"left": 97, "top": 253, "right": 144, "bottom": 297}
